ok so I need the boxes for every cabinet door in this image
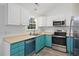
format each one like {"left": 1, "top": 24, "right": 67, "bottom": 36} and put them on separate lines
{"left": 46, "top": 17, "right": 53, "bottom": 26}
{"left": 35, "top": 35, "right": 45, "bottom": 53}
{"left": 21, "top": 8, "right": 29, "bottom": 25}
{"left": 45, "top": 35, "right": 52, "bottom": 48}
{"left": 35, "top": 36, "right": 41, "bottom": 53}
{"left": 8, "top": 4, "right": 21, "bottom": 25}
{"left": 37, "top": 17, "right": 43, "bottom": 27}
{"left": 37, "top": 17, "right": 46, "bottom": 27}
{"left": 67, "top": 37, "right": 73, "bottom": 55}
{"left": 10, "top": 41, "right": 24, "bottom": 56}
{"left": 41, "top": 35, "right": 45, "bottom": 47}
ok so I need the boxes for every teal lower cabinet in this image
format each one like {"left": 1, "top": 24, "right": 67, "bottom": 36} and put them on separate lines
{"left": 10, "top": 41, "right": 25, "bottom": 56}
{"left": 35, "top": 35, "right": 45, "bottom": 53}
{"left": 10, "top": 39, "right": 35, "bottom": 56}
{"left": 67, "top": 36, "right": 73, "bottom": 55}
{"left": 10, "top": 35, "right": 53, "bottom": 56}
{"left": 25, "top": 39, "right": 35, "bottom": 56}
{"left": 35, "top": 35, "right": 52, "bottom": 53}
{"left": 45, "top": 35, "right": 52, "bottom": 48}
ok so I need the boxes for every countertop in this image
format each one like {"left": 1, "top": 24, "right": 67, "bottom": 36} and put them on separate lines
{"left": 4, "top": 32, "right": 53, "bottom": 44}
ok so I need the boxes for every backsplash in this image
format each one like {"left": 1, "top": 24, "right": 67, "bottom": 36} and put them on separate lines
{"left": 5, "top": 25, "right": 26, "bottom": 36}
{"left": 39, "top": 26, "right": 71, "bottom": 36}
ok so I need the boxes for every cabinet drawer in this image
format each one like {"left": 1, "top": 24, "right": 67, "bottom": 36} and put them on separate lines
{"left": 10, "top": 48, "right": 19, "bottom": 55}
{"left": 11, "top": 45, "right": 24, "bottom": 53}
{"left": 11, "top": 48, "right": 24, "bottom": 56}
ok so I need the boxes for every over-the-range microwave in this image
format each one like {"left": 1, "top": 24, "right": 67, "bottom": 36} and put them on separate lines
{"left": 53, "top": 20, "right": 65, "bottom": 26}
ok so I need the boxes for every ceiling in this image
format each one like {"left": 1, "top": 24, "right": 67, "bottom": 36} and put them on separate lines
{"left": 18, "top": 3, "right": 61, "bottom": 16}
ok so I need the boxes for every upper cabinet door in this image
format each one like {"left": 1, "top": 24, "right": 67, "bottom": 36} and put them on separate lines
{"left": 37, "top": 17, "right": 53, "bottom": 27}
{"left": 37, "top": 17, "right": 43, "bottom": 27}
{"left": 37, "top": 17, "right": 46, "bottom": 27}
{"left": 46, "top": 17, "right": 53, "bottom": 26}
{"left": 21, "top": 8, "right": 30, "bottom": 25}
{"left": 8, "top": 4, "right": 21, "bottom": 25}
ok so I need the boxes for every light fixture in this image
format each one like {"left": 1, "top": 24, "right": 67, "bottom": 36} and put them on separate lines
{"left": 34, "top": 3, "right": 39, "bottom": 11}
{"left": 34, "top": 3, "right": 39, "bottom": 6}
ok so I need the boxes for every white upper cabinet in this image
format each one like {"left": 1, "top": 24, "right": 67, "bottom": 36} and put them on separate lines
{"left": 21, "top": 7, "right": 30, "bottom": 25}
{"left": 37, "top": 17, "right": 46, "bottom": 27}
{"left": 37, "top": 17, "right": 43, "bottom": 26}
{"left": 7, "top": 4, "right": 30, "bottom": 25}
{"left": 46, "top": 17, "right": 53, "bottom": 26}
{"left": 37, "top": 16, "right": 53, "bottom": 27}
{"left": 8, "top": 4, "right": 21, "bottom": 25}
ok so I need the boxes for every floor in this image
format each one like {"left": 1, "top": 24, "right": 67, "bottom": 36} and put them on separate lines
{"left": 33, "top": 47, "right": 68, "bottom": 56}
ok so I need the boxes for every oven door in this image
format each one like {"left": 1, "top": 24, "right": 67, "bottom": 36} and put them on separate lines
{"left": 52, "top": 36, "right": 66, "bottom": 46}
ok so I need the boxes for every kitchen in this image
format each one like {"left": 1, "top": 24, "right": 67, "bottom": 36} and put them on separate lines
{"left": 0, "top": 3, "right": 79, "bottom": 56}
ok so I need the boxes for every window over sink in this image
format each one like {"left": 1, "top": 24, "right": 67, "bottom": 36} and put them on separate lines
{"left": 28, "top": 17, "right": 36, "bottom": 29}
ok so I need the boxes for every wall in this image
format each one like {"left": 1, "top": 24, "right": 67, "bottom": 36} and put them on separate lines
{"left": 5, "top": 25, "right": 26, "bottom": 36}
{"left": 0, "top": 5, "right": 5, "bottom": 55}
{"left": 72, "top": 4, "right": 79, "bottom": 16}
{"left": 47, "top": 3, "right": 73, "bottom": 16}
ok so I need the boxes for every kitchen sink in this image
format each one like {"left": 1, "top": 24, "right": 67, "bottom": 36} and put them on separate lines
{"left": 29, "top": 33, "right": 40, "bottom": 36}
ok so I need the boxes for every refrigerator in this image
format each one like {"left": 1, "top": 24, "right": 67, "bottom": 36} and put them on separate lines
{"left": 70, "top": 16, "right": 79, "bottom": 56}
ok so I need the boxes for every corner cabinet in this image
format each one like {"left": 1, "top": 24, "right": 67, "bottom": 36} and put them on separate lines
{"left": 35, "top": 35, "right": 52, "bottom": 53}
{"left": 45, "top": 35, "right": 52, "bottom": 48}
{"left": 67, "top": 36, "right": 73, "bottom": 55}
{"left": 35, "top": 35, "right": 45, "bottom": 53}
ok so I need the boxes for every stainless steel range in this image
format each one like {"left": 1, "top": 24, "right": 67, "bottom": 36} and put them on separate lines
{"left": 52, "top": 31, "right": 67, "bottom": 52}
